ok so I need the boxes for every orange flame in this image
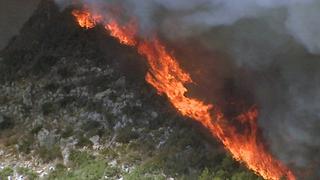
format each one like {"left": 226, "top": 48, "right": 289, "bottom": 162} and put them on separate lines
{"left": 72, "top": 10, "right": 102, "bottom": 29}
{"left": 72, "top": 9, "right": 296, "bottom": 180}
{"left": 105, "top": 20, "right": 137, "bottom": 46}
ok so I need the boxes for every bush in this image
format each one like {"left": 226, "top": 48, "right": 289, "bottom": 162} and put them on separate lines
{"left": 115, "top": 127, "right": 140, "bottom": 143}
{"left": 61, "top": 125, "right": 74, "bottom": 138}
{"left": 41, "top": 102, "right": 57, "bottom": 115}
{"left": 38, "top": 145, "right": 62, "bottom": 162}
{"left": 48, "top": 151, "right": 117, "bottom": 180}
{"left": 0, "top": 167, "right": 14, "bottom": 179}
{"left": 47, "top": 164, "right": 67, "bottom": 179}
{"left": 30, "top": 125, "right": 43, "bottom": 135}
{"left": 69, "top": 150, "right": 94, "bottom": 167}
{"left": 0, "top": 115, "right": 14, "bottom": 130}
{"left": 100, "top": 148, "right": 118, "bottom": 160}
{"left": 76, "top": 134, "right": 93, "bottom": 148}
{"left": 67, "top": 160, "right": 106, "bottom": 180}
{"left": 17, "top": 167, "right": 38, "bottom": 180}
{"left": 199, "top": 168, "right": 214, "bottom": 180}
{"left": 124, "top": 167, "right": 165, "bottom": 180}
{"left": 18, "top": 135, "right": 34, "bottom": 154}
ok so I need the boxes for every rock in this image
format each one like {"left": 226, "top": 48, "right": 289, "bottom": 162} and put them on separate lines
{"left": 115, "top": 77, "right": 126, "bottom": 87}
{"left": 37, "top": 129, "right": 57, "bottom": 148}
{"left": 16, "top": 175, "right": 24, "bottom": 180}
{"left": 121, "top": 164, "right": 130, "bottom": 173}
{"left": 22, "top": 84, "right": 33, "bottom": 106}
{"left": 94, "top": 89, "right": 112, "bottom": 100}
{"left": 49, "top": 166, "right": 55, "bottom": 171}
{"left": 61, "top": 147, "right": 70, "bottom": 165}
{"left": 89, "top": 135, "right": 100, "bottom": 149}
{"left": 151, "top": 111, "right": 158, "bottom": 119}
{"left": 108, "top": 160, "right": 117, "bottom": 167}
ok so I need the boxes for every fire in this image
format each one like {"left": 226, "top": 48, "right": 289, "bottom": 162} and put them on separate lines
{"left": 72, "top": 8, "right": 296, "bottom": 180}
{"left": 105, "top": 20, "right": 137, "bottom": 46}
{"left": 72, "top": 10, "right": 101, "bottom": 29}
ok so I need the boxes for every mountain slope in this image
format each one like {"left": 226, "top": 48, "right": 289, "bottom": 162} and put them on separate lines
{"left": 0, "top": 1, "right": 260, "bottom": 179}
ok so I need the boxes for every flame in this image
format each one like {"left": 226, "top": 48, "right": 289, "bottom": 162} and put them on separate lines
{"left": 105, "top": 20, "right": 137, "bottom": 46}
{"left": 72, "top": 9, "right": 296, "bottom": 180}
{"left": 72, "top": 10, "right": 101, "bottom": 29}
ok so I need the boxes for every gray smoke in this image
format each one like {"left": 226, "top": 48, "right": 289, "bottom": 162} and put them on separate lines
{"left": 55, "top": 0, "right": 320, "bottom": 178}
{"left": 57, "top": 0, "right": 320, "bottom": 54}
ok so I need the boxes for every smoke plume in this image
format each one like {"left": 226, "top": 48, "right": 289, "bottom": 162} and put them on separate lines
{"left": 55, "top": 0, "right": 320, "bottom": 178}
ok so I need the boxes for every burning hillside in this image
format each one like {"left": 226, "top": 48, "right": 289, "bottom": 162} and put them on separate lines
{"left": 0, "top": 0, "right": 320, "bottom": 179}
{"left": 71, "top": 6, "right": 295, "bottom": 180}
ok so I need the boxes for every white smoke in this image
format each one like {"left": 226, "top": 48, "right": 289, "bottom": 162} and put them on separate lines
{"left": 286, "top": 2, "right": 320, "bottom": 54}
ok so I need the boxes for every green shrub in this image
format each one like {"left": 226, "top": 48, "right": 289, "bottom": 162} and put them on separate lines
{"left": 115, "top": 127, "right": 140, "bottom": 143}
{"left": 30, "top": 125, "right": 43, "bottom": 135}
{"left": 66, "top": 160, "right": 106, "bottom": 180}
{"left": 38, "top": 145, "right": 62, "bottom": 162}
{"left": 124, "top": 167, "right": 165, "bottom": 180}
{"left": 18, "top": 135, "right": 34, "bottom": 154}
{"left": 100, "top": 148, "right": 118, "bottom": 160}
{"left": 0, "top": 115, "right": 14, "bottom": 130}
{"left": 104, "top": 166, "right": 121, "bottom": 178}
{"left": 61, "top": 126, "right": 74, "bottom": 138}
{"left": 47, "top": 164, "right": 67, "bottom": 179}
{"left": 4, "top": 135, "right": 18, "bottom": 147}
{"left": 69, "top": 150, "right": 94, "bottom": 167}
{"left": 48, "top": 151, "right": 114, "bottom": 180}
{"left": 76, "top": 134, "right": 93, "bottom": 147}
{"left": 17, "top": 167, "right": 38, "bottom": 180}
{"left": 0, "top": 167, "right": 14, "bottom": 179}
{"left": 41, "top": 102, "right": 58, "bottom": 115}
{"left": 199, "top": 168, "right": 214, "bottom": 180}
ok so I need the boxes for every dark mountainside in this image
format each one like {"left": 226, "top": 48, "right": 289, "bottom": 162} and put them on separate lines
{"left": 0, "top": 0, "right": 40, "bottom": 50}
{"left": 0, "top": 0, "right": 260, "bottom": 179}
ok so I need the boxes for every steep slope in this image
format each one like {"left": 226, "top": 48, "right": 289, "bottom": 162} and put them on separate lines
{"left": 0, "top": 1, "right": 260, "bottom": 179}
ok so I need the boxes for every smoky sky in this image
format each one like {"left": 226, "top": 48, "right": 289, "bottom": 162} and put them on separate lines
{"left": 56, "top": 0, "right": 320, "bottom": 55}
{"left": 56, "top": 0, "right": 320, "bottom": 178}
{"left": 0, "top": 0, "right": 40, "bottom": 50}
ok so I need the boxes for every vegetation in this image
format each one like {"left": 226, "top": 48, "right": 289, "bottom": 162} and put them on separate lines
{"left": 38, "top": 145, "right": 63, "bottom": 163}
{"left": 48, "top": 150, "right": 121, "bottom": 180}
{"left": 18, "top": 135, "right": 34, "bottom": 154}
{"left": 17, "top": 167, "right": 38, "bottom": 180}
{"left": 41, "top": 102, "right": 58, "bottom": 116}
{"left": 0, "top": 167, "right": 14, "bottom": 179}
{"left": 0, "top": 4, "right": 265, "bottom": 179}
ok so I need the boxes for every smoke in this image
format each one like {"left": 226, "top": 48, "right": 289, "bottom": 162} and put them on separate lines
{"left": 55, "top": 0, "right": 320, "bottom": 178}
{"left": 57, "top": 0, "right": 320, "bottom": 54}
{"left": 286, "top": 2, "right": 320, "bottom": 54}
